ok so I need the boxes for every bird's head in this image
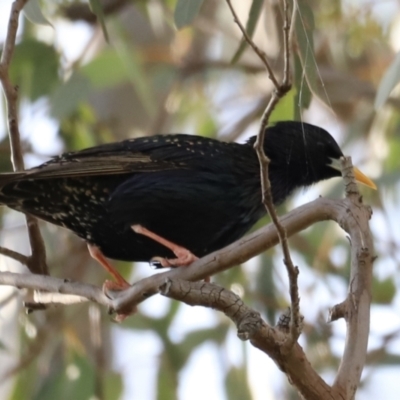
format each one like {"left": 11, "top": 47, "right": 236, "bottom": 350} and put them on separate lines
{"left": 261, "top": 121, "right": 376, "bottom": 202}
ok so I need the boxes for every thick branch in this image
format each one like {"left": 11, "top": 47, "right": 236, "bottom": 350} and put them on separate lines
{"left": 0, "top": 271, "right": 109, "bottom": 307}
{"left": 0, "top": 189, "right": 374, "bottom": 400}
{"left": 160, "top": 279, "right": 340, "bottom": 400}
{"left": 332, "top": 157, "right": 374, "bottom": 398}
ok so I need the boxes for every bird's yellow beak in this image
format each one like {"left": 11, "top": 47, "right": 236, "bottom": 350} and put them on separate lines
{"left": 353, "top": 167, "right": 377, "bottom": 190}
{"left": 330, "top": 158, "right": 377, "bottom": 190}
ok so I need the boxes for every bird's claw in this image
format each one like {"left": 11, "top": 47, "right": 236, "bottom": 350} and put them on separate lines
{"left": 102, "top": 280, "right": 136, "bottom": 322}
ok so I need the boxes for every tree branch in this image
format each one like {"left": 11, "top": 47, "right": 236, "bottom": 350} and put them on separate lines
{"left": 225, "top": 0, "right": 280, "bottom": 89}
{"left": 0, "top": 246, "right": 29, "bottom": 265}
{"left": 0, "top": 0, "right": 48, "bottom": 276}
{"left": 0, "top": 271, "right": 108, "bottom": 307}
{"left": 0, "top": 196, "right": 339, "bottom": 312}
{"left": 332, "top": 156, "right": 374, "bottom": 398}
{"left": 159, "top": 279, "right": 339, "bottom": 400}
{"left": 0, "top": 186, "right": 374, "bottom": 399}
{"left": 225, "top": 0, "right": 300, "bottom": 347}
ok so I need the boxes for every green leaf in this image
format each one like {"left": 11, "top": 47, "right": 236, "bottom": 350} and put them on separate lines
{"left": 180, "top": 326, "right": 229, "bottom": 353}
{"left": 89, "top": 0, "right": 110, "bottom": 42}
{"left": 10, "top": 362, "right": 37, "bottom": 400}
{"left": 59, "top": 104, "right": 99, "bottom": 150}
{"left": 293, "top": 51, "right": 312, "bottom": 113}
{"left": 50, "top": 72, "right": 92, "bottom": 119}
{"left": 104, "top": 370, "right": 123, "bottom": 400}
{"left": 256, "top": 251, "right": 278, "bottom": 323}
{"left": 10, "top": 39, "right": 59, "bottom": 101}
{"left": 231, "top": 0, "right": 264, "bottom": 64}
{"left": 156, "top": 355, "right": 179, "bottom": 400}
{"left": 81, "top": 48, "right": 128, "bottom": 89}
{"left": 372, "top": 276, "right": 396, "bottom": 304}
{"left": 374, "top": 51, "right": 400, "bottom": 109}
{"left": 174, "top": 0, "right": 205, "bottom": 29}
{"left": 295, "top": 1, "right": 318, "bottom": 107}
{"left": 114, "top": 35, "right": 155, "bottom": 117}
{"left": 225, "top": 366, "right": 253, "bottom": 400}
{"left": 269, "top": 87, "right": 296, "bottom": 123}
{"left": 34, "top": 354, "right": 96, "bottom": 400}
{"left": 23, "top": 0, "right": 52, "bottom": 26}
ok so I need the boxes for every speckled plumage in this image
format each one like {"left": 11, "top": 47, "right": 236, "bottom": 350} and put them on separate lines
{"left": 0, "top": 121, "right": 344, "bottom": 263}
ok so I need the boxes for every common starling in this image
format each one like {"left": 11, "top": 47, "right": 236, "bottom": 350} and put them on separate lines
{"left": 0, "top": 121, "right": 376, "bottom": 287}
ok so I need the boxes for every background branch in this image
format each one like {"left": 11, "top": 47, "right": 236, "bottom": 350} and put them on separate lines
{"left": 0, "top": 0, "right": 48, "bottom": 276}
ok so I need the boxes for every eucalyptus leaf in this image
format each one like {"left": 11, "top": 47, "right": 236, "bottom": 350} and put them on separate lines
{"left": 89, "top": 0, "right": 110, "bottom": 42}
{"left": 372, "top": 277, "right": 396, "bottom": 304}
{"left": 81, "top": 49, "right": 128, "bottom": 89}
{"left": 23, "top": 0, "right": 52, "bottom": 26}
{"left": 231, "top": 0, "right": 264, "bottom": 64}
{"left": 294, "top": 51, "right": 312, "bottom": 113}
{"left": 50, "top": 73, "right": 92, "bottom": 119}
{"left": 10, "top": 39, "right": 59, "bottom": 101}
{"left": 374, "top": 51, "right": 400, "bottom": 109}
{"left": 269, "top": 87, "right": 296, "bottom": 123}
{"left": 225, "top": 366, "right": 253, "bottom": 400}
{"left": 33, "top": 354, "right": 96, "bottom": 400}
{"left": 295, "top": 1, "right": 318, "bottom": 106}
{"left": 174, "top": 0, "right": 205, "bottom": 29}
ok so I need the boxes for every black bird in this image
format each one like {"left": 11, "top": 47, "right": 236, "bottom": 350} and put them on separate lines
{"left": 0, "top": 121, "right": 376, "bottom": 287}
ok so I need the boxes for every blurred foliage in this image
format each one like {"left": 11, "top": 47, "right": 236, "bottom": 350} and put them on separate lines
{"left": 1, "top": 0, "right": 400, "bottom": 399}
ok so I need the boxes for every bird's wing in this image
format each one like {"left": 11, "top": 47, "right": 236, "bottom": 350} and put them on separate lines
{"left": 0, "top": 134, "right": 237, "bottom": 183}
{"left": 0, "top": 135, "right": 197, "bottom": 182}
{"left": 0, "top": 154, "right": 167, "bottom": 184}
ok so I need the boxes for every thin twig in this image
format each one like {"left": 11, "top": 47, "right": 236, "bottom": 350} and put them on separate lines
{"left": 225, "top": 0, "right": 300, "bottom": 347}
{"left": 225, "top": 0, "right": 280, "bottom": 90}
{"left": 0, "top": 246, "right": 29, "bottom": 265}
{"left": 282, "top": 0, "right": 294, "bottom": 87}
{"left": 0, "top": 0, "right": 48, "bottom": 276}
{"left": 0, "top": 0, "right": 28, "bottom": 170}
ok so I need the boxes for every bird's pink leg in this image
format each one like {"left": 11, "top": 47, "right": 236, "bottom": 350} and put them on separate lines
{"left": 88, "top": 244, "right": 130, "bottom": 290}
{"left": 87, "top": 244, "right": 135, "bottom": 321}
{"left": 131, "top": 224, "right": 198, "bottom": 267}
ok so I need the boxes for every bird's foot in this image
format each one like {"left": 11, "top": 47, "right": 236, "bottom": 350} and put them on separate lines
{"left": 88, "top": 244, "right": 130, "bottom": 288}
{"left": 102, "top": 280, "right": 136, "bottom": 322}
{"left": 102, "top": 279, "right": 131, "bottom": 292}
{"left": 150, "top": 255, "right": 210, "bottom": 282}
{"left": 150, "top": 248, "right": 198, "bottom": 268}
{"left": 132, "top": 224, "right": 198, "bottom": 266}
{"left": 88, "top": 244, "right": 135, "bottom": 321}
{"left": 132, "top": 224, "right": 210, "bottom": 281}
